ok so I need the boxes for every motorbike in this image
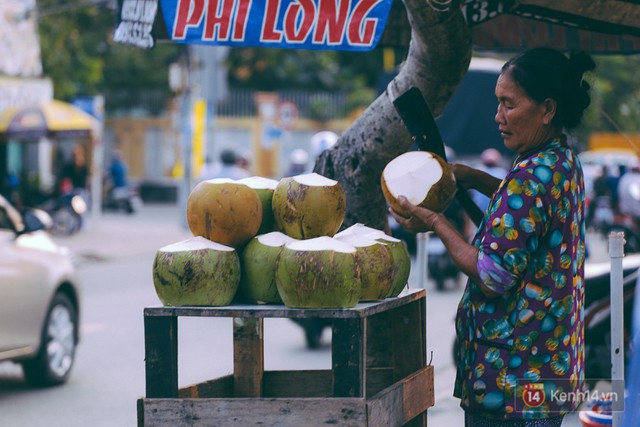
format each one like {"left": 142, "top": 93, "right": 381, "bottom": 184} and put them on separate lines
{"left": 427, "top": 234, "right": 460, "bottom": 291}
{"left": 587, "top": 193, "right": 640, "bottom": 254}
{"left": 291, "top": 318, "right": 331, "bottom": 349}
{"left": 39, "top": 189, "right": 89, "bottom": 236}
{"left": 584, "top": 253, "right": 640, "bottom": 385}
{"left": 102, "top": 185, "right": 143, "bottom": 214}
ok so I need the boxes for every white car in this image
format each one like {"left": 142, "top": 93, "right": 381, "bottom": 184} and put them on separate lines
{"left": 0, "top": 194, "right": 81, "bottom": 386}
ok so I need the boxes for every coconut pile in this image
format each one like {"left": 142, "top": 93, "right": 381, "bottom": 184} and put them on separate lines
{"left": 152, "top": 172, "right": 412, "bottom": 309}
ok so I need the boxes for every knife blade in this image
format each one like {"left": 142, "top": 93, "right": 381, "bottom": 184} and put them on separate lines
{"left": 393, "top": 87, "right": 484, "bottom": 226}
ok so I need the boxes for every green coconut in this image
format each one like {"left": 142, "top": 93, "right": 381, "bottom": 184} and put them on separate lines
{"left": 373, "top": 234, "right": 411, "bottom": 297}
{"left": 272, "top": 173, "right": 346, "bottom": 239}
{"left": 240, "top": 231, "right": 298, "bottom": 304}
{"left": 276, "top": 236, "right": 361, "bottom": 308}
{"left": 336, "top": 224, "right": 411, "bottom": 297}
{"left": 237, "top": 176, "right": 279, "bottom": 234}
{"left": 152, "top": 236, "right": 240, "bottom": 306}
{"left": 381, "top": 151, "right": 457, "bottom": 216}
{"left": 186, "top": 178, "right": 262, "bottom": 248}
{"left": 334, "top": 234, "right": 395, "bottom": 301}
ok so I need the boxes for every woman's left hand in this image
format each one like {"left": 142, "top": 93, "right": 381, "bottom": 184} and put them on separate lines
{"left": 389, "top": 196, "right": 440, "bottom": 233}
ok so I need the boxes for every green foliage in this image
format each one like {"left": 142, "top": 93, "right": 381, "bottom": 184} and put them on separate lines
{"left": 588, "top": 55, "right": 640, "bottom": 133}
{"left": 227, "top": 47, "right": 389, "bottom": 92}
{"left": 36, "top": 0, "right": 184, "bottom": 115}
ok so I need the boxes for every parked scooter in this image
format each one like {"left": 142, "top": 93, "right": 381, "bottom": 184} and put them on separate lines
{"left": 39, "top": 189, "right": 88, "bottom": 236}
{"left": 584, "top": 253, "right": 640, "bottom": 384}
{"left": 102, "top": 184, "right": 142, "bottom": 214}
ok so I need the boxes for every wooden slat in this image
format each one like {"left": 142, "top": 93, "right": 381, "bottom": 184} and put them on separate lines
{"left": 366, "top": 310, "right": 394, "bottom": 397}
{"left": 366, "top": 366, "right": 434, "bottom": 427}
{"left": 392, "top": 300, "right": 425, "bottom": 381}
{"left": 403, "top": 366, "right": 435, "bottom": 419}
{"left": 263, "top": 370, "right": 332, "bottom": 397}
{"left": 233, "top": 317, "right": 263, "bottom": 397}
{"left": 138, "top": 397, "right": 366, "bottom": 427}
{"left": 332, "top": 318, "right": 365, "bottom": 397}
{"left": 144, "top": 315, "right": 178, "bottom": 398}
{"left": 143, "top": 289, "right": 425, "bottom": 319}
{"left": 178, "top": 375, "right": 233, "bottom": 398}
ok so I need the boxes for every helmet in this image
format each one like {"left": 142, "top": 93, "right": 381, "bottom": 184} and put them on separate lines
{"left": 290, "top": 149, "right": 309, "bottom": 165}
{"left": 310, "top": 131, "right": 339, "bottom": 158}
{"left": 481, "top": 148, "right": 502, "bottom": 167}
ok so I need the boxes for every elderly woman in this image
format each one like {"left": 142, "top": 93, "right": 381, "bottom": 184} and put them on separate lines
{"left": 391, "top": 48, "right": 596, "bottom": 426}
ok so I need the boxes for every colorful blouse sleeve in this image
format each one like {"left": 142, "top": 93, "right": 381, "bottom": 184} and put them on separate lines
{"left": 475, "top": 168, "right": 550, "bottom": 295}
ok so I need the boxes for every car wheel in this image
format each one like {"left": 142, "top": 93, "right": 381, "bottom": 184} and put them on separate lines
{"left": 22, "top": 293, "right": 77, "bottom": 387}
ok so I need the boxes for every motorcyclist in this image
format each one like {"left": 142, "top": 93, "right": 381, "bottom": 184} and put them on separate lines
{"left": 108, "top": 149, "right": 129, "bottom": 199}
{"left": 617, "top": 160, "right": 640, "bottom": 219}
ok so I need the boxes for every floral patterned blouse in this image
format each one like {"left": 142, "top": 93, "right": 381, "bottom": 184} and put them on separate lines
{"left": 454, "top": 136, "right": 586, "bottom": 420}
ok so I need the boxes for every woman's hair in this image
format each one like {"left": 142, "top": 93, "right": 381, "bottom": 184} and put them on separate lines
{"left": 502, "top": 48, "right": 596, "bottom": 129}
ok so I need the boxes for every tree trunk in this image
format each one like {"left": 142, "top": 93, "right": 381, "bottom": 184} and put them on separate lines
{"left": 313, "top": 1, "right": 472, "bottom": 232}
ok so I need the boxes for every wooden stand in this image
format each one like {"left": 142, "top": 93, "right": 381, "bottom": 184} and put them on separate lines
{"left": 137, "top": 288, "right": 434, "bottom": 426}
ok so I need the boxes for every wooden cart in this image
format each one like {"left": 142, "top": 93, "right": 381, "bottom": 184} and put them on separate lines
{"left": 137, "top": 288, "right": 434, "bottom": 426}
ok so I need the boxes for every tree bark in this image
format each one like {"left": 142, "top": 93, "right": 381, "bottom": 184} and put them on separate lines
{"left": 314, "top": 0, "right": 472, "bottom": 232}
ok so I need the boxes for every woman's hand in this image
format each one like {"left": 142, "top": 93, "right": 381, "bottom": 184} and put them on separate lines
{"left": 388, "top": 196, "right": 440, "bottom": 233}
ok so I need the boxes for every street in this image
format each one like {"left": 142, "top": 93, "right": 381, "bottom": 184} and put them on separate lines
{"left": 0, "top": 203, "right": 592, "bottom": 426}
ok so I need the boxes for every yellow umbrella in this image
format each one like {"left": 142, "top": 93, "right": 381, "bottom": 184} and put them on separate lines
{"left": 0, "top": 100, "right": 98, "bottom": 141}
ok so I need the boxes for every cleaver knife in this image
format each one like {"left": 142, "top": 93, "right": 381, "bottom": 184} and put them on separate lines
{"left": 392, "top": 87, "right": 484, "bottom": 226}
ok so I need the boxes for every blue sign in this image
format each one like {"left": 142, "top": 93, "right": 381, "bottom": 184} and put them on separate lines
{"left": 160, "top": 0, "right": 393, "bottom": 51}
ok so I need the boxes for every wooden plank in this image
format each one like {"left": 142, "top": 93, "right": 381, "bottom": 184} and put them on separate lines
{"left": 366, "top": 366, "right": 434, "bottom": 427}
{"left": 178, "top": 375, "right": 233, "bottom": 398}
{"left": 403, "top": 366, "right": 434, "bottom": 419}
{"left": 366, "top": 310, "right": 394, "bottom": 397}
{"left": 366, "top": 368, "right": 394, "bottom": 398}
{"left": 144, "top": 315, "right": 178, "bottom": 398}
{"left": 392, "top": 299, "right": 425, "bottom": 381}
{"left": 233, "top": 317, "right": 263, "bottom": 397}
{"left": 263, "top": 370, "right": 332, "bottom": 397}
{"left": 143, "top": 289, "right": 425, "bottom": 319}
{"left": 332, "top": 318, "right": 365, "bottom": 397}
{"left": 138, "top": 397, "right": 366, "bottom": 427}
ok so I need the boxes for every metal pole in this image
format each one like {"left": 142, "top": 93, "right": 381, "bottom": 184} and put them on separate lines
{"left": 608, "top": 231, "right": 625, "bottom": 424}
{"left": 416, "top": 232, "right": 428, "bottom": 288}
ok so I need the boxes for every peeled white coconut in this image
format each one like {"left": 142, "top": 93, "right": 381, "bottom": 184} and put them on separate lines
{"left": 239, "top": 231, "right": 298, "bottom": 304}
{"left": 237, "top": 176, "right": 279, "bottom": 234}
{"left": 276, "top": 236, "right": 361, "bottom": 308}
{"left": 187, "top": 178, "right": 262, "bottom": 248}
{"left": 334, "top": 223, "right": 385, "bottom": 239}
{"left": 381, "top": 151, "right": 457, "bottom": 216}
{"left": 272, "top": 173, "right": 346, "bottom": 239}
{"left": 152, "top": 236, "right": 240, "bottom": 306}
{"left": 334, "top": 234, "right": 395, "bottom": 301}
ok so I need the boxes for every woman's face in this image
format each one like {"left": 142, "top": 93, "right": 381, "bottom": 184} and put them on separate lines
{"left": 494, "top": 70, "right": 557, "bottom": 154}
